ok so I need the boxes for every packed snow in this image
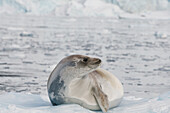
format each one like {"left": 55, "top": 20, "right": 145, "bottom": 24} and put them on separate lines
{"left": 0, "top": 92, "right": 169, "bottom": 113}
{"left": 0, "top": 0, "right": 170, "bottom": 18}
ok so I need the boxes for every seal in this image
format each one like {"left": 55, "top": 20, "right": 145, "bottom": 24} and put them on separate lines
{"left": 47, "top": 55, "right": 124, "bottom": 112}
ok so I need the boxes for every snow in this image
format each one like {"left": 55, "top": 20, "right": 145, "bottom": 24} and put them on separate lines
{"left": 0, "top": 92, "right": 169, "bottom": 113}
{"left": 0, "top": 0, "right": 169, "bottom": 18}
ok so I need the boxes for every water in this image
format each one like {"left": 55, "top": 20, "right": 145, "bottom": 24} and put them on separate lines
{"left": 0, "top": 15, "right": 170, "bottom": 98}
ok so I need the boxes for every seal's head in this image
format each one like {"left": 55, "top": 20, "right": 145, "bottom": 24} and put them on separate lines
{"left": 59, "top": 55, "right": 101, "bottom": 76}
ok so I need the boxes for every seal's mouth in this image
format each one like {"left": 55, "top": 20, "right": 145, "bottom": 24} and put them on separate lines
{"left": 88, "top": 58, "right": 102, "bottom": 69}
{"left": 93, "top": 59, "right": 101, "bottom": 65}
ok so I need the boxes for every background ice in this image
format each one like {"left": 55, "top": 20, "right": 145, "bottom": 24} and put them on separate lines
{"left": 0, "top": 0, "right": 169, "bottom": 18}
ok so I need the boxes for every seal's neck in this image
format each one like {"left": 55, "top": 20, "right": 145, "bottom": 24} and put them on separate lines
{"left": 59, "top": 67, "right": 80, "bottom": 87}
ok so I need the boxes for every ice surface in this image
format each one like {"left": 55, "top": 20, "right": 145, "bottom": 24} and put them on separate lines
{"left": 0, "top": 92, "right": 169, "bottom": 113}
{"left": 0, "top": 0, "right": 169, "bottom": 18}
{"left": 0, "top": 14, "right": 170, "bottom": 98}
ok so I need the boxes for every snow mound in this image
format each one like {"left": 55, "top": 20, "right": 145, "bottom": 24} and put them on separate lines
{"left": 0, "top": 92, "right": 169, "bottom": 113}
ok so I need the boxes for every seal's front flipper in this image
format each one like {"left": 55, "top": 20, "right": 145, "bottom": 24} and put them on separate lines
{"left": 91, "top": 86, "right": 109, "bottom": 113}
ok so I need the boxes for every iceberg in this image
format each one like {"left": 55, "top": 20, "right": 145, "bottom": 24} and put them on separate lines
{"left": 0, "top": 92, "right": 169, "bottom": 113}
{"left": 105, "top": 0, "right": 169, "bottom": 13}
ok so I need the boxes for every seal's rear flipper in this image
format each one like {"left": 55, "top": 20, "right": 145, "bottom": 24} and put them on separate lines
{"left": 91, "top": 86, "right": 109, "bottom": 113}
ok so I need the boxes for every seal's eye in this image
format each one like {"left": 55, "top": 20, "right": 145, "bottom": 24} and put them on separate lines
{"left": 83, "top": 58, "right": 88, "bottom": 63}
